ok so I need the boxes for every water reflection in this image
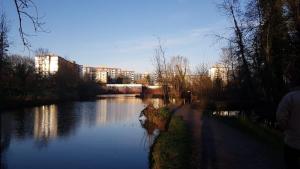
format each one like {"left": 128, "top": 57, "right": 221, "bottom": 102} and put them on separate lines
{"left": 34, "top": 105, "right": 58, "bottom": 140}
{"left": 0, "top": 97, "right": 157, "bottom": 169}
{"left": 212, "top": 110, "right": 240, "bottom": 117}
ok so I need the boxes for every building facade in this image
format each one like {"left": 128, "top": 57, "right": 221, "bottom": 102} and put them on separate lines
{"left": 35, "top": 53, "right": 142, "bottom": 84}
{"left": 35, "top": 54, "right": 81, "bottom": 76}
{"left": 95, "top": 71, "right": 108, "bottom": 83}
{"left": 134, "top": 73, "right": 158, "bottom": 85}
{"left": 82, "top": 66, "right": 134, "bottom": 84}
{"left": 209, "top": 64, "right": 229, "bottom": 84}
{"left": 121, "top": 70, "right": 135, "bottom": 83}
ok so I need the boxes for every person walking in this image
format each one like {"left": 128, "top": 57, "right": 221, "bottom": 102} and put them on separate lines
{"left": 277, "top": 85, "right": 300, "bottom": 169}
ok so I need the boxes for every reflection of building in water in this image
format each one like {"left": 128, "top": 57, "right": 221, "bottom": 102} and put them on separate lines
{"left": 34, "top": 105, "right": 58, "bottom": 139}
{"left": 212, "top": 110, "right": 240, "bottom": 117}
{"left": 95, "top": 98, "right": 143, "bottom": 125}
{"left": 96, "top": 99, "right": 107, "bottom": 124}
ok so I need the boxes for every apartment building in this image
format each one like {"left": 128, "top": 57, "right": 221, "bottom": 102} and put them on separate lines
{"left": 35, "top": 53, "right": 81, "bottom": 76}
{"left": 82, "top": 66, "right": 134, "bottom": 83}
{"left": 134, "top": 73, "right": 157, "bottom": 85}
{"left": 121, "top": 70, "right": 135, "bottom": 83}
{"left": 35, "top": 53, "right": 136, "bottom": 84}
{"left": 95, "top": 71, "right": 108, "bottom": 83}
{"left": 209, "top": 64, "right": 229, "bottom": 83}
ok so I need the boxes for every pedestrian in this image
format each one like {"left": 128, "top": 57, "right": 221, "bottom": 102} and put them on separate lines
{"left": 277, "top": 79, "right": 300, "bottom": 169}
{"left": 186, "top": 90, "right": 192, "bottom": 104}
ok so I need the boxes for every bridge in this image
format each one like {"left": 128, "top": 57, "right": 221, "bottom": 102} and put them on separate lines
{"left": 105, "top": 84, "right": 162, "bottom": 95}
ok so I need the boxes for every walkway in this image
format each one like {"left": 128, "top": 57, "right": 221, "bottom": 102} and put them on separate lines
{"left": 174, "top": 104, "right": 284, "bottom": 169}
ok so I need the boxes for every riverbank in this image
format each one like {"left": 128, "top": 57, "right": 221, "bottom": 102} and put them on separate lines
{"left": 1, "top": 93, "right": 142, "bottom": 111}
{"left": 0, "top": 94, "right": 99, "bottom": 111}
{"left": 150, "top": 116, "right": 190, "bottom": 169}
{"left": 141, "top": 103, "right": 191, "bottom": 169}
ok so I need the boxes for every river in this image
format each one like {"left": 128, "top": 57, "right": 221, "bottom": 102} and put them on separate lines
{"left": 1, "top": 96, "right": 160, "bottom": 169}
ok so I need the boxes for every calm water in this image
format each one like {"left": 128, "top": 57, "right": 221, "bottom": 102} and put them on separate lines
{"left": 1, "top": 97, "right": 158, "bottom": 169}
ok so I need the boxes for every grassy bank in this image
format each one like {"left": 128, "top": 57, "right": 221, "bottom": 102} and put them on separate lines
{"left": 150, "top": 116, "right": 190, "bottom": 169}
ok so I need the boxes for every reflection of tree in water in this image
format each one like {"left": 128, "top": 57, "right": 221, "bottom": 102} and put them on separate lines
{"left": 13, "top": 109, "right": 35, "bottom": 139}
{"left": 1, "top": 113, "right": 12, "bottom": 153}
{"left": 1, "top": 157, "right": 8, "bottom": 169}
{"left": 1, "top": 108, "right": 36, "bottom": 153}
{"left": 56, "top": 102, "right": 80, "bottom": 137}
{"left": 1, "top": 109, "right": 35, "bottom": 169}
{"left": 1, "top": 113, "right": 13, "bottom": 169}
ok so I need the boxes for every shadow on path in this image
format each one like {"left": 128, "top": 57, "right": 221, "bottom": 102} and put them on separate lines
{"left": 175, "top": 104, "right": 284, "bottom": 169}
{"left": 200, "top": 117, "right": 218, "bottom": 169}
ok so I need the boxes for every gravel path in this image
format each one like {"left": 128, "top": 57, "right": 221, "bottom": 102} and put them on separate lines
{"left": 175, "top": 104, "right": 284, "bottom": 169}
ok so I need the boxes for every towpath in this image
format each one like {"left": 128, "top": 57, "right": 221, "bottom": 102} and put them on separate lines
{"left": 174, "top": 104, "right": 284, "bottom": 169}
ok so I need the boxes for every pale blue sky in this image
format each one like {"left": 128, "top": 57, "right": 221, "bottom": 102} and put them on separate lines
{"left": 1, "top": 0, "right": 229, "bottom": 73}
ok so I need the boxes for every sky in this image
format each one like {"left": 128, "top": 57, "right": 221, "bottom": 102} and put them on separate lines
{"left": 1, "top": 0, "right": 230, "bottom": 73}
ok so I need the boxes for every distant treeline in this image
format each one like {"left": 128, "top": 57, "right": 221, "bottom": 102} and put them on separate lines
{"left": 0, "top": 13, "right": 105, "bottom": 109}
{"left": 0, "top": 54, "right": 103, "bottom": 109}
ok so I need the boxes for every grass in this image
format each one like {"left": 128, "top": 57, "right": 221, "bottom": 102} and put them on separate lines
{"left": 150, "top": 116, "right": 191, "bottom": 169}
{"left": 158, "top": 107, "right": 171, "bottom": 120}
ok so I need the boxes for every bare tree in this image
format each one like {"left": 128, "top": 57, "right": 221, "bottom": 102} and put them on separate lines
{"left": 220, "top": 47, "right": 236, "bottom": 82}
{"left": 153, "top": 39, "right": 169, "bottom": 104}
{"left": 13, "top": 0, "right": 45, "bottom": 47}
{"left": 0, "top": 14, "right": 9, "bottom": 60}
{"left": 191, "top": 63, "right": 212, "bottom": 99}
{"left": 168, "top": 56, "right": 189, "bottom": 98}
{"left": 0, "top": 13, "right": 10, "bottom": 97}
{"left": 35, "top": 48, "right": 49, "bottom": 56}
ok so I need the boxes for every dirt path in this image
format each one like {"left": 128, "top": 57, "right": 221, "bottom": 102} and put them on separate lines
{"left": 174, "top": 104, "right": 284, "bottom": 169}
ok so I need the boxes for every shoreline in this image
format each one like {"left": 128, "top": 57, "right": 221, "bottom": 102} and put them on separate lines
{"left": 0, "top": 95, "right": 98, "bottom": 111}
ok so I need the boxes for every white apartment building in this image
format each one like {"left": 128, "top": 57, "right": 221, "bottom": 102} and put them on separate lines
{"left": 209, "top": 64, "right": 229, "bottom": 83}
{"left": 95, "top": 71, "right": 108, "bottom": 83}
{"left": 35, "top": 53, "right": 81, "bottom": 76}
{"left": 121, "top": 70, "right": 135, "bottom": 83}
{"left": 35, "top": 54, "right": 59, "bottom": 75}
{"left": 134, "top": 73, "right": 158, "bottom": 85}
{"left": 82, "top": 66, "right": 134, "bottom": 83}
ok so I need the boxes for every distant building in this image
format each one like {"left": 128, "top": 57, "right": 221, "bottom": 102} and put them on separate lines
{"left": 150, "top": 73, "right": 158, "bottom": 85}
{"left": 35, "top": 53, "right": 138, "bottom": 84}
{"left": 121, "top": 70, "right": 135, "bottom": 83}
{"left": 82, "top": 66, "right": 96, "bottom": 80}
{"left": 96, "top": 71, "right": 108, "bottom": 83}
{"left": 135, "top": 73, "right": 157, "bottom": 85}
{"left": 82, "top": 66, "right": 134, "bottom": 84}
{"left": 97, "top": 67, "right": 122, "bottom": 79}
{"left": 209, "top": 64, "right": 229, "bottom": 83}
{"left": 35, "top": 53, "right": 81, "bottom": 76}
